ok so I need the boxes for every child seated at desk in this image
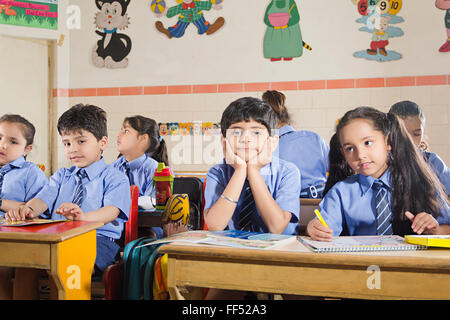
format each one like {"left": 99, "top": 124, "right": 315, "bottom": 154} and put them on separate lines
{"left": 111, "top": 115, "right": 170, "bottom": 238}
{"left": 5, "top": 104, "right": 131, "bottom": 298}
{"left": 307, "top": 107, "right": 450, "bottom": 241}
{"left": 389, "top": 100, "right": 449, "bottom": 195}
{"left": 0, "top": 114, "right": 48, "bottom": 300}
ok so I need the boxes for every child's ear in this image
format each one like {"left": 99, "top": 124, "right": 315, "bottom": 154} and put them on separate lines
{"left": 99, "top": 136, "right": 108, "bottom": 151}
{"left": 23, "top": 145, "right": 32, "bottom": 156}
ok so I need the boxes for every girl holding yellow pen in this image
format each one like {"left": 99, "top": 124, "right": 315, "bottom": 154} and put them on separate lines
{"left": 307, "top": 107, "right": 450, "bottom": 241}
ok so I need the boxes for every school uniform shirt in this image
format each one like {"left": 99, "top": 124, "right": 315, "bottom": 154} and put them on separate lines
{"left": 423, "top": 151, "right": 450, "bottom": 195}
{"left": 111, "top": 154, "right": 158, "bottom": 197}
{"left": 275, "top": 125, "right": 329, "bottom": 190}
{"left": 0, "top": 156, "right": 48, "bottom": 217}
{"left": 319, "top": 169, "right": 450, "bottom": 236}
{"left": 204, "top": 156, "right": 301, "bottom": 235}
{"left": 35, "top": 157, "right": 131, "bottom": 239}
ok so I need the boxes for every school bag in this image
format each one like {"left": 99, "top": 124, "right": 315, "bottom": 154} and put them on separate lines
{"left": 122, "top": 236, "right": 164, "bottom": 300}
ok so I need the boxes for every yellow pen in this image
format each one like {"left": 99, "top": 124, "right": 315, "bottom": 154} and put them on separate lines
{"left": 314, "top": 209, "right": 329, "bottom": 228}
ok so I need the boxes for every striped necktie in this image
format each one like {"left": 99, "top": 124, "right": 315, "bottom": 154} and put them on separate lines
{"left": 238, "top": 185, "right": 256, "bottom": 231}
{"left": 373, "top": 180, "right": 393, "bottom": 235}
{"left": 123, "top": 162, "right": 133, "bottom": 185}
{"left": 73, "top": 169, "right": 88, "bottom": 207}
{"left": 0, "top": 167, "right": 12, "bottom": 195}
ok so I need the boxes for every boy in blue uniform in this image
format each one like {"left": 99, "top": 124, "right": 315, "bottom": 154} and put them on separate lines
{"left": 204, "top": 97, "right": 300, "bottom": 235}
{"left": 6, "top": 104, "right": 131, "bottom": 274}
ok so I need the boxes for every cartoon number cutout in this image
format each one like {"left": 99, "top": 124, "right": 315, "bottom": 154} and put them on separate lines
{"left": 368, "top": 0, "right": 378, "bottom": 6}
{"left": 358, "top": 0, "right": 368, "bottom": 16}
{"left": 377, "top": 0, "right": 389, "bottom": 14}
{"left": 388, "top": 0, "right": 402, "bottom": 15}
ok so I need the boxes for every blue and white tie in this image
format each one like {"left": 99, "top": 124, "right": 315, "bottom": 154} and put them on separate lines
{"left": 73, "top": 169, "right": 87, "bottom": 207}
{"left": 373, "top": 180, "right": 393, "bottom": 236}
{"left": 0, "top": 167, "right": 11, "bottom": 195}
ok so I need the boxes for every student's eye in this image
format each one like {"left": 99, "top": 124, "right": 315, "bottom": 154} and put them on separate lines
{"left": 63, "top": 142, "right": 70, "bottom": 147}
{"left": 229, "top": 130, "right": 242, "bottom": 136}
{"left": 365, "top": 140, "right": 373, "bottom": 146}
{"left": 78, "top": 140, "right": 85, "bottom": 144}
{"left": 344, "top": 146, "right": 354, "bottom": 153}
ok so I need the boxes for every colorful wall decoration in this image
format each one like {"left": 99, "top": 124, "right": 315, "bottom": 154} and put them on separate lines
{"left": 263, "top": 0, "right": 311, "bottom": 62}
{"left": 152, "top": 0, "right": 225, "bottom": 39}
{"left": 435, "top": 0, "right": 450, "bottom": 52}
{"left": 92, "top": 0, "right": 132, "bottom": 69}
{"left": 159, "top": 121, "right": 221, "bottom": 137}
{"left": 0, "top": 0, "right": 57, "bottom": 30}
{"left": 353, "top": 0, "right": 404, "bottom": 62}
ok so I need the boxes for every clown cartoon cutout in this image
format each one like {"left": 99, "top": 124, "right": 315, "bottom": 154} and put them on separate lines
{"left": 263, "top": 0, "right": 311, "bottom": 62}
{"left": 352, "top": 0, "right": 403, "bottom": 62}
{"left": 151, "top": 0, "right": 225, "bottom": 38}
{"left": 436, "top": 0, "right": 450, "bottom": 52}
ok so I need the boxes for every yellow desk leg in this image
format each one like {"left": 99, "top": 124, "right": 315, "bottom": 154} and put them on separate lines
{"left": 49, "top": 230, "right": 97, "bottom": 300}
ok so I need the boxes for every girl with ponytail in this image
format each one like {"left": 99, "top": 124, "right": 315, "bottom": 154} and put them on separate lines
{"left": 112, "top": 115, "right": 170, "bottom": 238}
{"left": 308, "top": 106, "right": 450, "bottom": 241}
{"left": 262, "top": 90, "right": 329, "bottom": 198}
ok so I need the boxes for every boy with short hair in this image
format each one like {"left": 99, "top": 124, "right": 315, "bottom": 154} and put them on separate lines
{"left": 6, "top": 104, "right": 131, "bottom": 274}
{"left": 203, "top": 97, "right": 301, "bottom": 235}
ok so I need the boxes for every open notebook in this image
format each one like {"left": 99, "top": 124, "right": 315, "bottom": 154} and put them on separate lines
{"left": 299, "top": 235, "right": 427, "bottom": 253}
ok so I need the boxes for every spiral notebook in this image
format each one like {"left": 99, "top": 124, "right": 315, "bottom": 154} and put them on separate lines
{"left": 299, "top": 235, "right": 427, "bottom": 253}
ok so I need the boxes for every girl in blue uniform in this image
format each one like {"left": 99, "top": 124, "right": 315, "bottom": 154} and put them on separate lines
{"left": 112, "top": 115, "right": 169, "bottom": 238}
{"left": 307, "top": 107, "right": 450, "bottom": 241}
{"left": 0, "top": 114, "right": 48, "bottom": 299}
{"left": 262, "top": 90, "right": 329, "bottom": 198}
{"left": 389, "top": 100, "right": 449, "bottom": 195}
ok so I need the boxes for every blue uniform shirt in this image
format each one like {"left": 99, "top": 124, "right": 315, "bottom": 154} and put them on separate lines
{"left": 275, "top": 126, "right": 329, "bottom": 190}
{"left": 204, "top": 156, "right": 301, "bottom": 235}
{"left": 0, "top": 157, "right": 48, "bottom": 217}
{"left": 423, "top": 151, "right": 450, "bottom": 195}
{"left": 319, "top": 169, "right": 450, "bottom": 236}
{"left": 111, "top": 154, "right": 158, "bottom": 197}
{"left": 35, "top": 158, "right": 131, "bottom": 239}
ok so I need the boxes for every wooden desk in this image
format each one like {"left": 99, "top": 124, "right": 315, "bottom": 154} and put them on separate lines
{"left": 0, "top": 221, "right": 103, "bottom": 300}
{"left": 159, "top": 241, "right": 450, "bottom": 300}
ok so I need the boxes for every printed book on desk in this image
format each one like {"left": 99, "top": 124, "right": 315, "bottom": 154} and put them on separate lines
{"left": 0, "top": 219, "right": 66, "bottom": 227}
{"left": 299, "top": 235, "right": 427, "bottom": 253}
{"left": 404, "top": 235, "right": 450, "bottom": 248}
{"left": 137, "top": 230, "right": 297, "bottom": 250}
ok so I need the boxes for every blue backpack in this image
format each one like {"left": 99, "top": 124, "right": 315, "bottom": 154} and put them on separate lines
{"left": 122, "top": 237, "right": 164, "bottom": 300}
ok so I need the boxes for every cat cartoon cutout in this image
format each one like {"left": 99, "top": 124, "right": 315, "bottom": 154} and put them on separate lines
{"left": 93, "top": 0, "right": 132, "bottom": 69}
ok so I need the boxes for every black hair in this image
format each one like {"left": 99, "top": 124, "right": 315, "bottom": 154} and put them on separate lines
{"left": 57, "top": 104, "right": 107, "bottom": 140}
{"left": 123, "top": 115, "right": 169, "bottom": 167}
{"left": 262, "top": 90, "right": 291, "bottom": 125}
{"left": 0, "top": 114, "right": 36, "bottom": 147}
{"left": 325, "top": 106, "right": 448, "bottom": 236}
{"left": 389, "top": 100, "right": 426, "bottom": 124}
{"left": 220, "top": 97, "right": 278, "bottom": 137}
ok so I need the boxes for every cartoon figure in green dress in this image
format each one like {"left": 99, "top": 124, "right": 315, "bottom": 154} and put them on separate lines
{"left": 263, "top": 0, "right": 311, "bottom": 61}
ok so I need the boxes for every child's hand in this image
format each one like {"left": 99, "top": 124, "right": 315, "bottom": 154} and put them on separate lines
{"left": 405, "top": 211, "right": 439, "bottom": 235}
{"left": 247, "top": 138, "right": 274, "bottom": 171}
{"left": 5, "top": 205, "right": 37, "bottom": 222}
{"left": 56, "top": 203, "right": 84, "bottom": 221}
{"left": 306, "top": 219, "right": 333, "bottom": 242}
{"left": 222, "top": 137, "right": 246, "bottom": 171}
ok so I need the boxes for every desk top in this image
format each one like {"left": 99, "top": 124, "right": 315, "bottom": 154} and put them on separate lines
{"left": 0, "top": 221, "right": 104, "bottom": 243}
{"left": 159, "top": 241, "right": 450, "bottom": 271}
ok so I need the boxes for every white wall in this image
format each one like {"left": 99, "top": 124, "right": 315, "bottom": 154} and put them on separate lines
{"left": 60, "top": 0, "right": 450, "bottom": 171}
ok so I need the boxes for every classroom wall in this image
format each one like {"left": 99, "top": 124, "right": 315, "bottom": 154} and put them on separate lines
{"left": 58, "top": 0, "right": 450, "bottom": 172}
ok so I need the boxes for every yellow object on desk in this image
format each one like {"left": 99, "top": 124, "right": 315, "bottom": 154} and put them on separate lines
{"left": 404, "top": 235, "right": 450, "bottom": 248}
{"left": 314, "top": 209, "right": 329, "bottom": 228}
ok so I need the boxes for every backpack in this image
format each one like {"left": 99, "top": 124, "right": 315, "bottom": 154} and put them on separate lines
{"left": 122, "top": 237, "right": 164, "bottom": 300}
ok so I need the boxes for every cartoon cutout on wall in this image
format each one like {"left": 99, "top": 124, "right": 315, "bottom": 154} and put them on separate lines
{"left": 152, "top": 0, "right": 225, "bottom": 39}
{"left": 436, "top": 0, "right": 450, "bottom": 52}
{"left": 93, "top": 0, "right": 132, "bottom": 69}
{"left": 353, "top": 0, "right": 403, "bottom": 62}
{"left": 263, "top": 0, "right": 312, "bottom": 62}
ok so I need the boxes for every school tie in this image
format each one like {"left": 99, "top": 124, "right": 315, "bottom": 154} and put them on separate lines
{"left": 122, "top": 162, "right": 133, "bottom": 185}
{"left": 0, "top": 167, "right": 12, "bottom": 194}
{"left": 238, "top": 185, "right": 256, "bottom": 231}
{"left": 73, "top": 169, "right": 88, "bottom": 207}
{"left": 373, "top": 180, "right": 393, "bottom": 236}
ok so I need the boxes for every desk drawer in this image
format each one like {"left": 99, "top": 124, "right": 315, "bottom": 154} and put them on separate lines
{"left": 0, "top": 242, "right": 50, "bottom": 269}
